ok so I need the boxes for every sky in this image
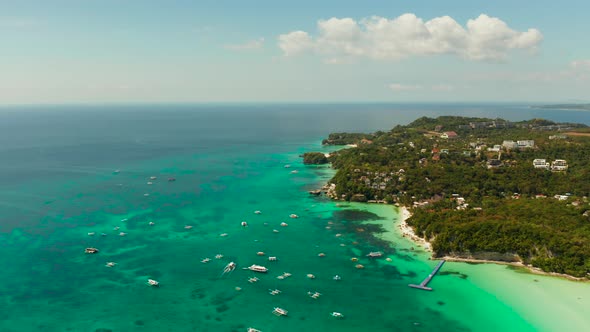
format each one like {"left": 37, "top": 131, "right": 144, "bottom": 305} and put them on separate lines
{"left": 0, "top": 0, "right": 589, "bottom": 104}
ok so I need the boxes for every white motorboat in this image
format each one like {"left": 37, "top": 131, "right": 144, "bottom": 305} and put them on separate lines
{"left": 201, "top": 258, "right": 211, "bottom": 263}
{"left": 220, "top": 233, "right": 228, "bottom": 237}
{"left": 284, "top": 165, "right": 291, "bottom": 168}
{"left": 290, "top": 170, "right": 298, "bottom": 174}
{"left": 184, "top": 225, "right": 193, "bottom": 229}
{"left": 306, "top": 274, "right": 315, "bottom": 279}
{"left": 85, "top": 247, "right": 99, "bottom": 254}
{"left": 222, "top": 262, "right": 236, "bottom": 274}
{"left": 215, "top": 254, "right": 224, "bottom": 259}
{"left": 248, "top": 277, "right": 259, "bottom": 283}
{"left": 254, "top": 210, "right": 262, "bottom": 214}
{"left": 331, "top": 312, "right": 344, "bottom": 318}
{"left": 268, "top": 256, "right": 277, "bottom": 261}
{"left": 367, "top": 251, "right": 383, "bottom": 258}
{"left": 105, "top": 262, "right": 116, "bottom": 267}
{"left": 147, "top": 279, "right": 159, "bottom": 286}
{"left": 333, "top": 275, "right": 341, "bottom": 281}
{"left": 272, "top": 307, "right": 288, "bottom": 316}
{"left": 307, "top": 291, "right": 321, "bottom": 299}
{"left": 280, "top": 222, "right": 288, "bottom": 227}
{"left": 149, "top": 221, "right": 155, "bottom": 226}
{"left": 289, "top": 214, "right": 299, "bottom": 219}
{"left": 241, "top": 221, "right": 248, "bottom": 227}
{"left": 268, "top": 288, "right": 281, "bottom": 295}
{"left": 282, "top": 272, "right": 292, "bottom": 278}
{"left": 87, "top": 232, "right": 95, "bottom": 236}
{"left": 246, "top": 264, "right": 268, "bottom": 273}
{"left": 247, "top": 328, "right": 262, "bottom": 332}
{"left": 149, "top": 176, "right": 157, "bottom": 180}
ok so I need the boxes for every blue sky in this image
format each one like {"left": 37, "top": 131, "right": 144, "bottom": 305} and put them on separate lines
{"left": 0, "top": 0, "right": 589, "bottom": 104}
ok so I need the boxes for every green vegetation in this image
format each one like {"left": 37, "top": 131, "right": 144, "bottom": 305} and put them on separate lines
{"left": 302, "top": 152, "right": 329, "bottom": 165}
{"left": 325, "top": 116, "right": 590, "bottom": 278}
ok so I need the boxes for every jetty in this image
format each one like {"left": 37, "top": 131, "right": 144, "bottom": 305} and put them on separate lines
{"left": 408, "top": 260, "right": 445, "bottom": 291}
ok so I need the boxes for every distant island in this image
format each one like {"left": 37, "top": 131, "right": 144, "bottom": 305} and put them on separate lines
{"left": 310, "top": 116, "right": 590, "bottom": 279}
{"left": 533, "top": 103, "right": 590, "bottom": 111}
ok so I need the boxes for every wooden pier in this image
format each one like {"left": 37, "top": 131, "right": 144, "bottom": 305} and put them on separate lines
{"left": 408, "top": 260, "right": 445, "bottom": 291}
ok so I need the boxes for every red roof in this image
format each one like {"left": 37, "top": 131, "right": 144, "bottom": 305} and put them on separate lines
{"left": 444, "top": 131, "right": 458, "bottom": 137}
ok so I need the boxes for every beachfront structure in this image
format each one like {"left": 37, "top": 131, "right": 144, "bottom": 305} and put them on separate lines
{"left": 533, "top": 159, "right": 550, "bottom": 170}
{"left": 440, "top": 131, "right": 458, "bottom": 139}
{"left": 551, "top": 159, "right": 568, "bottom": 172}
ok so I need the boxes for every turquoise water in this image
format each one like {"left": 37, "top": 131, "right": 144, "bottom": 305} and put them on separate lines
{"left": 1, "top": 104, "right": 589, "bottom": 332}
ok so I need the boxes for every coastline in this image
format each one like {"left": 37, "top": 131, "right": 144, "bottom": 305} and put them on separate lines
{"left": 396, "top": 206, "right": 588, "bottom": 282}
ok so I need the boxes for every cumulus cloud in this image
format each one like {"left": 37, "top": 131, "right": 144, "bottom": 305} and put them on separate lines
{"left": 225, "top": 38, "right": 265, "bottom": 51}
{"left": 278, "top": 14, "right": 542, "bottom": 62}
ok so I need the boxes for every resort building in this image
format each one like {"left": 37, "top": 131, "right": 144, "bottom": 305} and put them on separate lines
{"left": 440, "top": 131, "right": 458, "bottom": 139}
{"left": 551, "top": 159, "right": 568, "bottom": 172}
{"left": 533, "top": 159, "right": 550, "bottom": 170}
{"left": 502, "top": 140, "right": 518, "bottom": 149}
{"left": 517, "top": 140, "right": 535, "bottom": 149}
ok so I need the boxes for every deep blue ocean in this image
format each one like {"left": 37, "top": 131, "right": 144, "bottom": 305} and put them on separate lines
{"left": 0, "top": 103, "right": 589, "bottom": 332}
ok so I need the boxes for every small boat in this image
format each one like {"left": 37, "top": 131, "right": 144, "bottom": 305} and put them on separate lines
{"left": 215, "top": 254, "right": 224, "bottom": 259}
{"left": 268, "top": 256, "right": 277, "bottom": 261}
{"left": 113, "top": 226, "right": 120, "bottom": 230}
{"left": 284, "top": 165, "right": 291, "bottom": 168}
{"left": 254, "top": 210, "right": 262, "bottom": 214}
{"left": 144, "top": 193, "right": 150, "bottom": 197}
{"left": 309, "top": 189, "right": 321, "bottom": 196}
{"left": 121, "top": 218, "right": 128, "bottom": 222}
{"left": 256, "top": 251, "right": 265, "bottom": 256}
{"left": 247, "top": 328, "right": 262, "bottom": 332}
{"left": 184, "top": 225, "right": 193, "bottom": 230}
{"left": 331, "top": 312, "right": 344, "bottom": 318}
{"left": 290, "top": 170, "right": 298, "bottom": 174}
{"left": 201, "top": 258, "right": 211, "bottom": 263}
{"left": 367, "top": 251, "right": 383, "bottom": 258}
{"left": 269, "top": 288, "right": 281, "bottom": 295}
{"left": 149, "top": 176, "right": 157, "bottom": 180}
{"left": 355, "top": 264, "right": 365, "bottom": 269}
{"left": 114, "top": 169, "right": 120, "bottom": 174}
{"left": 220, "top": 233, "right": 228, "bottom": 237}
{"left": 147, "top": 182, "right": 153, "bottom": 185}
{"left": 280, "top": 222, "right": 288, "bottom": 227}
{"left": 222, "top": 262, "right": 236, "bottom": 274}
{"left": 282, "top": 272, "right": 292, "bottom": 278}
{"left": 100, "top": 233, "right": 107, "bottom": 237}
{"left": 85, "top": 247, "right": 99, "bottom": 254}
{"left": 318, "top": 253, "right": 326, "bottom": 257}
{"left": 307, "top": 291, "right": 321, "bottom": 299}
{"left": 276, "top": 275, "right": 285, "bottom": 280}
{"left": 147, "top": 279, "right": 159, "bottom": 286}
{"left": 245, "top": 264, "right": 268, "bottom": 273}
{"left": 351, "top": 257, "right": 358, "bottom": 262}
{"left": 333, "top": 275, "right": 341, "bottom": 281}
{"left": 272, "top": 307, "right": 288, "bottom": 316}
{"left": 289, "top": 214, "right": 299, "bottom": 219}
{"left": 385, "top": 257, "right": 393, "bottom": 262}
{"left": 105, "top": 262, "right": 116, "bottom": 267}
{"left": 272, "top": 229, "right": 279, "bottom": 233}
{"left": 119, "top": 232, "right": 127, "bottom": 236}
{"left": 149, "top": 221, "right": 155, "bottom": 226}
{"left": 87, "top": 232, "right": 95, "bottom": 236}
{"left": 306, "top": 274, "right": 315, "bottom": 279}
{"left": 241, "top": 221, "right": 248, "bottom": 227}
{"left": 248, "top": 277, "right": 259, "bottom": 283}
{"left": 168, "top": 177, "right": 176, "bottom": 182}
{"left": 335, "top": 233, "right": 342, "bottom": 237}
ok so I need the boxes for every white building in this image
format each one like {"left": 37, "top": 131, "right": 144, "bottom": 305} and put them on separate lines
{"left": 551, "top": 159, "right": 568, "bottom": 171}
{"left": 533, "top": 159, "right": 550, "bottom": 170}
{"left": 502, "top": 140, "right": 518, "bottom": 149}
{"left": 517, "top": 140, "right": 535, "bottom": 148}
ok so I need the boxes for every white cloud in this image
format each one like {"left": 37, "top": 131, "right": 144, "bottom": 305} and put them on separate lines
{"left": 571, "top": 59, "right": 590, "bottom": 70}
{"left": 278, "top": 14, "right": 542, "bottom": 62}
{"left": 432, "top": 84, "right": 455, "bottom": 92}
{"left": 389, "top": 83, "right": 422, "bottom": 92}
{"left": 225, "top": 38, "right": 265, "bottom": 51}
